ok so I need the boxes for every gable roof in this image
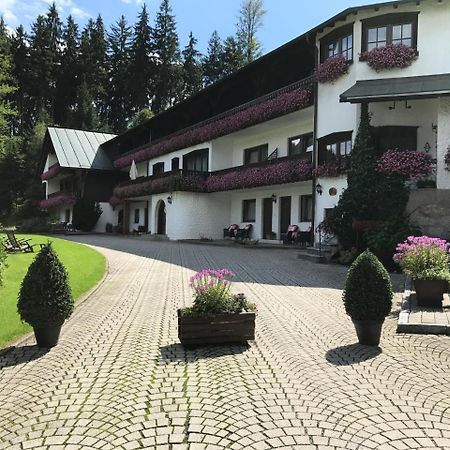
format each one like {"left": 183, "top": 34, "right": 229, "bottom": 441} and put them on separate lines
{"left": 47, "top": 127, "right": 116, "bottom": 171}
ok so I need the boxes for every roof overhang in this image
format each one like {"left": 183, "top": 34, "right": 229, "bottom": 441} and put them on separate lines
{"left": 340, "top": 74, "right": 450, "bottom": 103}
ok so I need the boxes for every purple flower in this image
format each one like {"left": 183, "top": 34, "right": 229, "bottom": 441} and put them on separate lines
{"left": 315, "top": 55, "right": 349, "bottom": 84}
{"left": 377, "top": 150, "right": 434, "bottom": 180}
{"left": 40, "top": 193, "right": 76, "bottom": 209}
{"left": 362, "top": 44, "right": 418, "bottom": 71}
{"left": 41, "top": 163, "right": 62, "bottom": 181}
{"left": 115, "top": 86, "right": 312, "bottom": 169}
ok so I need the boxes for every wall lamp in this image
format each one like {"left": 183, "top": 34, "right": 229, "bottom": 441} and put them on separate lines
{"left": 315, "top": 183, "right": 323, "bottom": 196}
{"left": 424, "top": 142, "right": 431, "bottom": 153}
{"left": 271, "top": 194, "right": 277, "bottom": 203}
{"left": 167, "top": 195, "right": 173, "bottom": 204}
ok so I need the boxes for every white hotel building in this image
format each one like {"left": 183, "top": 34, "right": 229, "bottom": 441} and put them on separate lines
{"left": 40, "top": 0, "right": 450, "bottom": 242}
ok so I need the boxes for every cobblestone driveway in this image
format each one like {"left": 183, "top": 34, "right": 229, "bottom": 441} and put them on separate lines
{"left": 1, "top": 236, "right": 450, "bottom": 450}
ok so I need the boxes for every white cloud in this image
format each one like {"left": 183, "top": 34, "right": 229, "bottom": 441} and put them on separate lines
{"left": 0, "top": 0, "right": 91, "bottom": 28}
{"left": 70, "top": 6, "right": 90, "bottom": 20}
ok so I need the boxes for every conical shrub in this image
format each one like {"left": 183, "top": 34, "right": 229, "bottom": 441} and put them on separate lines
{"left": 343, "top": 250, "right": 393, "bottom": 321}
{"left": 18, "top": 243, "right": 74, "bottom": 327}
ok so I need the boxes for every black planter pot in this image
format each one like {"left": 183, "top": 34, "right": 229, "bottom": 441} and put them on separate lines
{"left": 414, "top": 279, "right": 448, "bottom": 308}
{"left": 352, "top": 319, "right": 384, "bottom": 346}
{"left": 33, "top": 325, "right": 62, "bottom": 348}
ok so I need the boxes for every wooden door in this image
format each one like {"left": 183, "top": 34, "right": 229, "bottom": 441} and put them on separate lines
{"left": 157, "top": 201, "right": 166, "bottom": 235}
{"left": 263, "top": 198, "right": 273, "bottom": 239}
{"left": 280, "top": 196, "right": 291, "bottom": 235}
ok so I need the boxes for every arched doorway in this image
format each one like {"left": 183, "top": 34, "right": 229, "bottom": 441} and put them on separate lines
{"left": 156, "top": 200, "right": 166, "bottom": 235}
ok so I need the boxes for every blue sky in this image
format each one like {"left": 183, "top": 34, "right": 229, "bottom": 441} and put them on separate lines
{"left": 1, "top": 0, "right": 395, "bottom": 53}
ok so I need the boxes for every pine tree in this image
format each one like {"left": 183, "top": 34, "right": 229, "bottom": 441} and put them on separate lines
{"left": 29, "top": 4, "right": 62, "bottom": 120}
{"left": 79, "top": 15, "right": 108, "bottom": 127}
{"left": 55, "top": 16, "right": 80, "bottom": 126}
{"left": 181, "top": 32, "right": 203, "bottom": 99}
{"left": 10, "top": 25, "right": 31, "bottom": 133}
{"left": 222, "top": 36, "right": 245, "bottom": 76}
{"left": 71, "top": 79, "right": 99, "bottom": 131}
{"left": 151, "top": 0, "right": 182, "bottom": 113}
{"left": 236, "top": 0, "right": 266, "bottom": 63}
{"left": 107, "top": 16, "right": 132, "bottom": 133}
{"left": 203, "top": 30, "right": 224, "bottom": 86}
{"left": 129, "top": 4, "right": 153, "bottom": 114}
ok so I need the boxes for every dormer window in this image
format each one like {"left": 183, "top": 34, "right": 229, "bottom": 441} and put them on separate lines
{"left": 362, "top": 13, "right": 418, "bottom": 52}
{"left": 321, "top": 24, "right": 354, "bottom": 62}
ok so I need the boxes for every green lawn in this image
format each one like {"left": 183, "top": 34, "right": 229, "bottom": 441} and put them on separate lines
{"left": 0, "top": 234, "right": 106, "bottom": 348}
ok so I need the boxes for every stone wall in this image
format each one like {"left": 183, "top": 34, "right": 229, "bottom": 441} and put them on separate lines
{"left": 407, "top": 189, "right": 450, "bottom": 239}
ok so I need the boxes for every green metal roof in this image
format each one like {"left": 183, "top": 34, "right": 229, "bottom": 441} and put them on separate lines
{"left": 47, "top": 127, "right": 116, "bottom": 170}
{"left": 340, "top": 74, "right": 450, "bottom": 103}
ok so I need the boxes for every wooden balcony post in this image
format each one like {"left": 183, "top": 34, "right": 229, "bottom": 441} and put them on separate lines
{"left": 123, "top": 201, "right": 130, "bottom": 234}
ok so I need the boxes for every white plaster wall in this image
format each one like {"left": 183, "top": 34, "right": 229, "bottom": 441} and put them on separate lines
{"left": 151, "top": 192, "right": 231, "bottom": 240}
{"left": 47, "top": 177, "right": 61, "bottom": 196}
{"left": 146, "top": 143, "right": 212, "bottom": 175}
{"left": 437, "top": 97, "right": 450, "bottom": 190}
{"left": 315, "top": 176, "right": 348, "bottom": 226}
{"left": 44, "top": 153, "right": 58, "bottom": 172}
{"left": 93, "top": 202, "right": 118, "bottom": 233}
{"left": 369, "top": 98, "right": 438, "bottom": 157}
{"left": 229, "top": 182, "right": 313, "bottom": 240}
{"left": 129, "top": 201, "right": 147, "bottom": 232}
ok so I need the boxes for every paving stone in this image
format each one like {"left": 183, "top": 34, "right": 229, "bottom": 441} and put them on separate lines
{"left": 0, "top": 236, "right": 449, "bottom": 450}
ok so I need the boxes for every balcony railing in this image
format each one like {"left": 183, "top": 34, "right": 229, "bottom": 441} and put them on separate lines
{"left": 112, "top": 153, "right": 313, "bottom": 201}
{"left": 114, "top": 76, "right": 314, "bottom": 169}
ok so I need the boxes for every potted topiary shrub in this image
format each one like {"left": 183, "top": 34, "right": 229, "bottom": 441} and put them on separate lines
{"left": 18, "top": 243, "right": 74, "bottom": 348}
{"left": 343, "top": 250, "right": 393, "bottom": 346}
{"left": 178, "top": 269, "right": 255, "bottom": 347}
{"left": 394, "top": 236, "right": 450, "bottom": 307}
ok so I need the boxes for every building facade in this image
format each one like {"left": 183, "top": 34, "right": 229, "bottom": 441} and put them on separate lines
{"left": 40, "top": 0, "right": 450, "bottom": 241}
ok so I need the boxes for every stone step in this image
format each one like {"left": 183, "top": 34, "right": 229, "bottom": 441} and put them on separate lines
{"left": 148, "top": 234, "right": 169, "bottom": 241}
{"left": 297, "top": 250, "right": 328, "bottom": 264}
{"left": 306, "top": 246, "right": 332, "bottom": 256}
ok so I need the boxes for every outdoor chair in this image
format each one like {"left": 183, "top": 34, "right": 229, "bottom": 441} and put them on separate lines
{"left": 236, "top": 224, "right": 253, "bottom": 240}
{"left": 5, "top": 230, "right": 44, "bottom": 253}
{"left": 224, "top": 224, "right": 239, "bottom": 238}
{"left": 283, "top": 225, "right": 299, "bottom": 245}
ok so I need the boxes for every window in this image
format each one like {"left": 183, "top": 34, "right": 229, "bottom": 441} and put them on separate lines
{"left": 244, "top": 144, "right": 268, "bottom": 165}
{"left": 242, "top": 199, "right": 256, "bottom": 222}
{"left": 321, "top": 24, "right": 354, "bottom": 62}
{"left": 300, "top": 195, "right": 313, "bottom": 222}
{"left": 134, "top": 209, "right": 140, "bottom": 224}
{"left": 362, "top": 13, "right": 418, "bottom": 52}
{"left": 152, "top": 162, "right": 164, "bottom": 175}
{"left": 183, "top": 148, "right": 209, "bottom": 172}
{"left": 288, "top": 133, "right": 314, "bottom": 156}
{"left": 318, "top": 131, "right": 353, "bottom": 165}
{"left": 171, "top": 157, "right": 179, "bottom": 171}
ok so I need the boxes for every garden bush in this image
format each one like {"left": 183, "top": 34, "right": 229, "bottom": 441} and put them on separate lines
{"left": 343, "top": 250, "right": 393, "bottom": 321}
{"left": 18, "top": 243, "right": 74, "bottom": 327}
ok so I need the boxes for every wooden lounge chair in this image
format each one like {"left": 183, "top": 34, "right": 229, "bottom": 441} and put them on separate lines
{"left": 5, "top": 230, "right": 44, "bottom": 253}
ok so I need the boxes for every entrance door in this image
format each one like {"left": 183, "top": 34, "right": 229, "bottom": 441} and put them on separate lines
{"left": 263, "top": 198, "right": 273, "bottom": 239}
{"left": 279, "top": 196, "right": 291, "bottom": 235}
{"left": 157, "top": 201, "right": 166, "bottom": 235}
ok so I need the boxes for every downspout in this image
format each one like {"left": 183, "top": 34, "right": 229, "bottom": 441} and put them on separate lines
{"left": 311, "top": 40, "right": 320, "bottom": 247}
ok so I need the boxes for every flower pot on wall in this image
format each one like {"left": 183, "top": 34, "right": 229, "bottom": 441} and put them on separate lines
{"left": 414, "top": 279, "right": 448, "bottom": 308}
{"left": 33, "top": 324, "right": 63, "bottom": 348}
{"left": 352, "top": 319, "right": 384, "bottom": 346}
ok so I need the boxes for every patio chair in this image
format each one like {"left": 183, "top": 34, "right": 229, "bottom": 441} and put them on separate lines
{"left": 237, "top": 224, "right": 253, "bottom": 240}
{"left": 283, "top": 225, "right": 299, "bottom": 245}
{"left": 5, "top": 230, "right": 44, "bottom": 253}
{"left": 224, "top": 224, "right": 239, "bottom": 238}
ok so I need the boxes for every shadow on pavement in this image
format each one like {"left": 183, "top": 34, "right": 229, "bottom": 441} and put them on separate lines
{"left": 160, "top": 342, "right": 251, "bottom": 362}
{"left": 0, "top": 345, "right": 49, "bottom": 369}
{"left": 325, "top": 343, "right": 382, "bottom": 366}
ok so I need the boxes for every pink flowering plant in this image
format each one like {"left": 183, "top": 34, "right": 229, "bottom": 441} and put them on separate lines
{"left": 315, "top": 55, "right": 349, "bottom": 84}
{"left": 362, "top": 44, "right": 418, "bottom": 71}
{"left": 377, "top": 150, "right": 434, "bottom": 180}
{"left": 181, "top": 269, "right": 255, "bottom": 316}
{"left": 313, "top": 158, "right": 349, "bottom": 178}
{"left": 40, "top": 194, "right": 76, "bottom": 209}
{"left": 41, "top": 163, "right": 63, "bottom": 181}
{"left": 393, "top": 236, "right": 450, "bottom": 281}
{"left": 114, "top": 87, "right": 312, "bottom": 168}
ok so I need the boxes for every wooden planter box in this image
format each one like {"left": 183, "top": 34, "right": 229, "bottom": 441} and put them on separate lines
{"left": 178, "top": 310, "right": 255, "bottom": 347}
